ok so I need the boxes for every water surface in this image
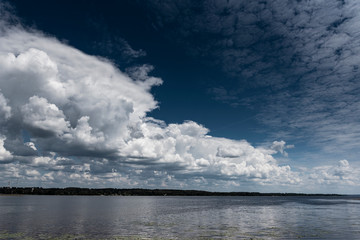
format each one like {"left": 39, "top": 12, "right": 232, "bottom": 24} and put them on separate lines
{"left": 1, "top": 195, "right": 359, "bottom": 239}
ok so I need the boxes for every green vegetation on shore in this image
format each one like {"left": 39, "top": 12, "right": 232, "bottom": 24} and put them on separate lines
{"left": 0, "top": 187, "right": 341, "bottom": 196}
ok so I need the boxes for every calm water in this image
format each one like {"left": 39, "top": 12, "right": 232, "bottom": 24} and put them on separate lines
{"left": 0, "top": 195, "right": 360, "bottom": 239}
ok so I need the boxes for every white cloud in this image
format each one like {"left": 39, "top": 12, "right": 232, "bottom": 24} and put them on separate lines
{"left": 32, "top": 156, "right": 55, "bottom": 166}
{"left": 41, "top": 172, "right": 54, "bottom": 181}
{"left": 0, "top": 136, "right": 12, "bottom": 161}
{"left": 271, "top": 140, "right": 294, "bottom": 157}
{"left": 119, "top": 120, "right": 298, "bottom": 184}
{"left": 71, "top": 163, "right": 90, "bottom": 173}
{"left": 24, "top": 142, "right": 37, "bottom": 151}
{"left": 69, "top": 116, "right": 105, "bottom": 146}
{"left": 0, "top": 27, "right": 162, "bottom": 155}
{"left": 306, "top": 160, "right": 360, "bottom": 186}
{"left": 21, "top": 96, "right": 70, "bottom": 136}
{"left": 0, "top": 91, "right": 11, "bottom": 120}
{"left": 25, "top": 169, "right": 40, "bottom": 177}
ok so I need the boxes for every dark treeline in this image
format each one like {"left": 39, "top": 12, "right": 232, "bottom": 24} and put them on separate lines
{"left": 0, "top": 187, "right": 341, "bottom": 196}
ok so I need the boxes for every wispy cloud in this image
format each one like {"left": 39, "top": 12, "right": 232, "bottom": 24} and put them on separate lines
{"left": 93, "top": 36, "right": 146, "bottom": 62}
{"left": 145, "top": 0, "right": 360, "bottom": 155}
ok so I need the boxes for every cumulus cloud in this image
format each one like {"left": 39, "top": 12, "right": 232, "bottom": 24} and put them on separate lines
{"left": 0, "top": 136, "right": 12, "bottom": 161}
{"left": 0, "top": 91, "right": 11, "bottom": 121}
{"left": 25, "top": 169, "right": 40, "bottom": 177}
{"left": 120, "top": 120, "right": 297, "bottom": 184}
{"left": 0, "top": 27, "right": 161, "bottom": 155}
{"left": 271, "top": 140, "right": 294, "bottom": 157}
{"left": 307, "top": 160, "right": 360, "bottom": 186}
{"left": 24, "top": 142, "right": 37, "bottom": 151}
{"left": 21, "top": 96, "right": 70, "bottom": 137}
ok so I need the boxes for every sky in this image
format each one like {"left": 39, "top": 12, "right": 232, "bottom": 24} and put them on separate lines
{"left": 0, "top": 0, "right": 359, "bottom": 194}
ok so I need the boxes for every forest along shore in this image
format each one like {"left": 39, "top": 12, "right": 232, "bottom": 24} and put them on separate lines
{"left": 0, "top": 187, "right": 341, "bottom": 196}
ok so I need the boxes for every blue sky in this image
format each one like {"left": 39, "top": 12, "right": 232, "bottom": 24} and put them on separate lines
{"left": 0, "top": 0, "right": 359, "bottom": 193}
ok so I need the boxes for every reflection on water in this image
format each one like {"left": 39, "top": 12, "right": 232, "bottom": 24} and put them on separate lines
{"left": 0, "top": 195, "right": 359, "bottom": 239}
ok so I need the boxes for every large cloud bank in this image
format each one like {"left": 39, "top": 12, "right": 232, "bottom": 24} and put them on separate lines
{"left": 0, "top": 21, "right": 298, "bottom": 189}
{"left": 0, "top": 5, "right": 359, "bottom": 192}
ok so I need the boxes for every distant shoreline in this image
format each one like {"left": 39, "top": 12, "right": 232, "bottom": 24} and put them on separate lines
{"left": 0, "top": 187, "right": 342, "bottom": 196}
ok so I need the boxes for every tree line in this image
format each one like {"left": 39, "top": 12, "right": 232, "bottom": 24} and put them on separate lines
{"left": 0, "top": 187, "right": 341, "bottom": 196}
